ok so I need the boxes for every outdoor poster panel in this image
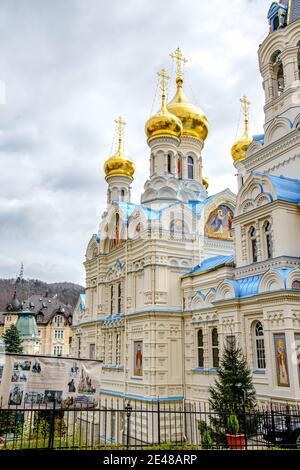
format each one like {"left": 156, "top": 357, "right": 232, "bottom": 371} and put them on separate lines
{"left": 274, "top": 333, "right": 290, "bottom": 387}
{"left": 0, "top": 353, "right": 101, "bottom": 407}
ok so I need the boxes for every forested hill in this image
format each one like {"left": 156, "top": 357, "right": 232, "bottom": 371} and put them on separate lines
{"left": 0, "top": 278, "right": 85, "bottom": 311}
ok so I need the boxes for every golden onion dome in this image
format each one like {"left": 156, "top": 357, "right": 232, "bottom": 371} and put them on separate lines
{"left": 104, "top": 117, "right": 135, "bottom": 179}
{"left": 202, "top": 175, "right": 209, "bottom": 190}
{"left": 231, "top": 132, "right": 252, "bottom": 163}
{"left": 145, "top": 69, "right": 183, "bottom": 140}
{"left": 231, "top": 95, "right": 252, "bottom": 163}
{"left": 167, "top": 76, "right": 209, "bottom": 142}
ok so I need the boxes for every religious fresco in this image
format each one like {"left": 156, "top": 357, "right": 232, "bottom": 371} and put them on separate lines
{"left": 274, "top": 334, "right": 290, "bottom": 387}
{"left": 205, "top": 205, "right": 233, "bottom": 240}
{"left": 295, "top": 333, "right": 300, "bottom": 385}
{"left": 134, "top": 341, "right": 143, "bottom": 377}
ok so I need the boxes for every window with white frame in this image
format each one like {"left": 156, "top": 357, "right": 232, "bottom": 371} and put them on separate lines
{"left": 54, "top": 329, "right": 64, "bottom": 340}
{"left": 197, "top": 329, "right": 204, "bottom": 368}
{"left": 254, "top": 322, "right": 266, "bottom": 370}
{"left": 53, "top": 345, "right": 63, "bottom": 356}
{"left": 249, "top": 226, "right": 258, "bottom": 262}
{"left": 264, "top": 221, "right": 273, "bottom": 259}
{"left": 212, "top": 328, "right": 219, "bottom": 368}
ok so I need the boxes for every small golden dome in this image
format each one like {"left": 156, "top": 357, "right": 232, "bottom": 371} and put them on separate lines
{"left": 202, "top": 176, "right": 209, "bottom": 190}
{"left": 167, "top": 76, "right": 209, "bottom": 141}
{"left": 231, "top": 132, "right": 252, "bottom": 163}
{"left": 145, "top": 69, "right": 183, "bottom": 140}
{"left": 231, "top": 95, "right": 252, "bottom": 163}
{"left": 104, "top": 117, "right": 135, "bottom": 179}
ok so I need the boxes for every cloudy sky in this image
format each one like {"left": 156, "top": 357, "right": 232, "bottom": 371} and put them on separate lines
{"left": 0, "top": 0, "right": 271, "bottom": 285}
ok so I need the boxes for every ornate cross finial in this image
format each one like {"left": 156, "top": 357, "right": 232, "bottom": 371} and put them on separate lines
{"left": 240, "top": 95, "right": 250, "bottom": 136}
{"left": 157, "top": 68, "right": 170, "bottom": 109}
{"left": 170, "top": 47, "right": 188, "bottom": 78}
{"left": 115, "top": 116, "right": 126, "bottom": 154}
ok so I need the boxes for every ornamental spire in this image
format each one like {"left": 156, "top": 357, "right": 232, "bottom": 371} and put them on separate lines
{"left": 170, "top": 47, "right": 188, "bottom": 82}
{"left": 157, "top": 68, "right": 170, "bottom": 111}
{"left": 115, "top": 116, "right": 126, "bottom": 156}
{"left": 240, "top": 95, "right": 251, "bottom": 138}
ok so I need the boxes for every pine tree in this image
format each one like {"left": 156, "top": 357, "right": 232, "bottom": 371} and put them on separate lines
{"left": 2, "top": 325, "right": 23, "bottom": 353}
{"left": 209, "top": 342, "right": 256, "bottom": 434}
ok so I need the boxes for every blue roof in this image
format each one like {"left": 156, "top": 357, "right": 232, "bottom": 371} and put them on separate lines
{"left": 228, "top": 275, "right": 262, "bottom": 299}
{"left": 184, "top": 255, "right": 235, "bottom": 276}
{"left": 253, "top": 134, "right": 264, "bottom": 144}
{"left": 255, "top": 172, "right": 300, "bottom": 203}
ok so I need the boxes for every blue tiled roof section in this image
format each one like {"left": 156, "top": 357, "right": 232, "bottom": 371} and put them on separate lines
{"left": 229, "top": 275, "right": 262, "bottom": 299}
{"left": 274, "top": 268, "right": 294, "bottom": 287}
{"left": 116, "top": 202, "right": 160, "bottom": 223}
{"left": 253, "top": 134, "right": 264, "bottom": 144}
{"left": 185, "top": 255, "right": 235, "bottom": 276}
{"left": 254, "top": 172, "right": 300, "bottom": 203}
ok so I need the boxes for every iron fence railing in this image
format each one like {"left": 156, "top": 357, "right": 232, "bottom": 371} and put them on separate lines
{"left": 0, "top": 400, "right": 299, "bottom": 450}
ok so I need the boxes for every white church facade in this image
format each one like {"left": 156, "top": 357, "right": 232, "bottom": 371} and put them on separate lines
{"left": 72, "top": 1, "right": 300, "bottom": 410}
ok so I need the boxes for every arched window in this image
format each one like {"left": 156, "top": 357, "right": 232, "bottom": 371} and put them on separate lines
{"left": 271, "top": 51, "right": 284, "bottom": 97}
{"left": 264, "top": 221, "right": 273, "bottom": 259}
{"left": 115, "top": 213, "right": 120, "bottom": 246}
{"left": 212, "top": 328, "right": 219, "bottom": 368}
{"left": 120, "top": 189, "right": 125, "bottom": 201}
{"left": 249, "top": 226, "right": 258, "bottom": 262}
{"left": 167, "top": 153, "right": 172, "bottom": 174}
{"left": 187, "top": 156, "right": 194, "bottom": 179}
{"left": 117, "top": 283, "right": 121, "bottom": 314}
{"left": 255, "top": 322, "right": 266, "bottom": 370}
{"left": 197, "top": 330, "right": 204, "bottom": 368}
{"left": 110, "top": 285, "right": 114, "bottom": 315}
{"left": 178, "top": 156, "right": 182, "bottom": 179}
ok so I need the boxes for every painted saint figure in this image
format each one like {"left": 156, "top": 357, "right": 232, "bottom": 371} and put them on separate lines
{"left": 275, "top": 337, "right": 290, "bottom": 387}
{"left": 134, "top": 342, "right": 143, "bottom": 377}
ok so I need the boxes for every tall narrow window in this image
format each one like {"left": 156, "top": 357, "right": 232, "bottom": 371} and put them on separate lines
{"left": 116, "top": 333, "right": 121, "bottom": 365}
{"left": 120, "top": 189, "right": 125, "bottom": 201}
{"left": 110, "top": 285, "right": 114, "bottom": 315}
{"left": 117, "top": 283, "right": 121, "bottom": 314}
{"left": 197, "top": 330, "right": 204, "bottom": 368}
{"left": 187, "top": 156, "right": 194, "bottom": 179}
{"left": 272, "top": 51, "right": 284, "bottom": 97}
{"left": 167, "top": 153, "right": 172, "bottom": 174}
{"left": 249, "top": 226, "right": 258, "bottom": 262}
{"left": 264, "top": 221, "right": 273, "bottom": 259}
{"left": 178, "top": 156, "right": 182, "bottom": 179}
{"left": 212, "top": 328, "right": 219, "bottom": 368}
{"left": 255, "top": 322, "right": 266, "bottom": 370}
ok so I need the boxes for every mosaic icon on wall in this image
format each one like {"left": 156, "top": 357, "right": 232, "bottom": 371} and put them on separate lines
{"left": 205, "top": 205, "right": 233, "bottom": 240}
{"left": 274, "top": 334, "right": 290, "bottom": 387}
{"left": 134, "top": 341, "right": 143, "bottom": 377}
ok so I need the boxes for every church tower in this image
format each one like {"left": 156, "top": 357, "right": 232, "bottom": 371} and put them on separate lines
{"left": 104, "top": 117, "right": 135, "bottom": 204}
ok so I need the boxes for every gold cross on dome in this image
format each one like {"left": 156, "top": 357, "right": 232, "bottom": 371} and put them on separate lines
{"left": 240, "top": 95, "right": 250, "bottom": 135}
{"left": 170, "top": 47, "right": 188, "bottom": 77}
{"left": 157, "top": 68, "right": 170, "bottom": 95}
{"left": 115, "top": 116, "right": 126, "bottom": 153}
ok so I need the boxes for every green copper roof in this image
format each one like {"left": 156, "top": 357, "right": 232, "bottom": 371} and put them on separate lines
{"left": 16, "top": 310, "right": 39, "bottom": 339}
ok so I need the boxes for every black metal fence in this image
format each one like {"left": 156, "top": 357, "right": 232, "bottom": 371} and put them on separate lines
{"left": 0, "top": 400, "right": 299, "bottom": 450}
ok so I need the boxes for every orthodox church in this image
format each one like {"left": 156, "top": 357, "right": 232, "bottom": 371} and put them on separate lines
{"left": 72, "top": 0, "right": 300, "bottom": 412}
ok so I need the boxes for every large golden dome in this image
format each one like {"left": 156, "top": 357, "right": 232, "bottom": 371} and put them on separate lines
{"left": 231, "top": 95, "right": 252, "bottom": 163}
{"left": 104, "top": 117, "right": 135, "bottom": 179}
{"left": 145, "top": 69, "right": 183, "bottom": 140}
{"left": 167, "top": 76, "right": 209, "bottom": 141}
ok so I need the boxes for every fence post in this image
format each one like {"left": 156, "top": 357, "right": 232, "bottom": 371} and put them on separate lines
{"left": 157, "top": 399, "right": 161, "bottom": 446}
{"left": 48, "top": 400, "right": 56, "bottom": 450}
{"left": 125, "top": 402, "right": 132, "bottom": 450}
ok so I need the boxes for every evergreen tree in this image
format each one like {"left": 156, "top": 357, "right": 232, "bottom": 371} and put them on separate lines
{"left": 2, "top": 325, "right": 23, "bottom": 353}
{"left": 209, "top": 342, "right": 256, "bottom": 433}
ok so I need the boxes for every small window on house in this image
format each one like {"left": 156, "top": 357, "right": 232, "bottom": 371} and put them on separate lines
{"left": 255, "top": 322, "right": 266, "bottom": 370}
{"left": 168, "top": 153, "right": 172, "bottom": 174}
{"left": 264, "top": 221, "right": 273, "bottom": 259}
{"left": 249, "top": 226, "right": 258, "bottom": 262}
{"left": 187, "top": 156, "right": 194, "bottom": 179}
{"left": 197, "top": 330, "right": 204, "bottom": 368}
{"left": 212, "top": 328, "right": 219, "bottom": 368}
